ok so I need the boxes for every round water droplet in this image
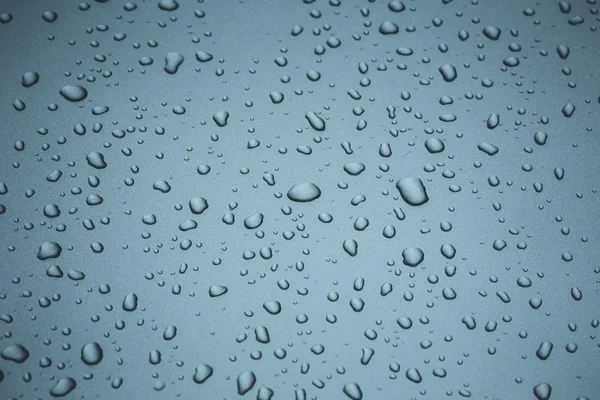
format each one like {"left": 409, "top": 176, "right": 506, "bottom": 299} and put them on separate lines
{"left": 343, "top": 162, "right": 366, "bottom": 176}
{"left": 158, "top": 0, "right": 179, "bottom": 11}
{"left": 439, "top": 64, "right": 457, "bottom": 82}
{"left": 59, "top": 85, "right": 88, "bottom": 102}
{"left": 425, "top": 138, "right": 445, "bottom": 153}
{"left": 343, "top": 383, "right": 363, "bottom": 399}
{"left": 406, "top": 367, "right": 422, "bottom": 383}
{"left": 482, "top": 25, "right": 501, "bottom": 40}
{"left": 533, "top": 383, "right": 552, "bottom": 400}
{"left": 37, "top": 242, "right": 62, "bottom": 260}
{"left": 122, "top": 293, "right": 138, "bottom": 311}
{"left": 22, "top": 72, "right": 39, "bottom": 88}
{"left": 42, "top": 10, "right": 58, "bottom": 23}
{"left": 388, "top": 0, "right": 405, "bottom": 12}
{"left": 402, "top": 247, "right": 424, "bottom": 267}
{"left": 287, "top": 182, "right": 321, "bottom": 202}
{"left": 81, "top": 342, "right": 103, "bottom": 365}
{"left": 343, "top": 239, "right": 358, "bottom": 257}
{"left": 189, "top": 197, "right": 209, "bottom": 214}
{"left": 379, "top": 21, "right": 399, "bottom": 35}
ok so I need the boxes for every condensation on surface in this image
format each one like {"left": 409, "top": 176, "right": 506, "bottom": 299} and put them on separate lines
{"left": 0, "top": 0, "right": 599, "bottom": 399}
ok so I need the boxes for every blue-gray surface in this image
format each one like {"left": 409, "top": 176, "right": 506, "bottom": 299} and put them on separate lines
{"left": 0, "top": 0, "right": 599, "bottom": 399}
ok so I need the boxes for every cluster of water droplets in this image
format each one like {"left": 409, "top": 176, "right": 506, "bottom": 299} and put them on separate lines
{"left": 0, "top": 0, "right": 599, "bottom": 399}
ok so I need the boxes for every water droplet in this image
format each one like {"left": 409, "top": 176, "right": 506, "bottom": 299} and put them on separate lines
{"left": 396, "top": 177, "right": 429, "bottom": 206}
{"left": 193, "top": 364, "right": 213, "bottom": 384}
{"left": 212, "top": 110, "right": 229, "bottom": 127}
{"left": 402, "top": 247, "right": 424, "bottom": 267}
{"left": 49, "top": 377, "right": 77, "bottom": 397}
{"left": 195, "top": 50, "right": 213, "bottom": 62}
{"left": 533, "top": 383, "right": 552, "bottom": 400}
{"left": 237, "top": 370, "right": 257, "bottom": 395}
{"left": 287, "top": 182, "right": 321, "bottom": 202}
{"left": 439, "top": 64, "right": 457, "bottom": 82}
{"left": 158, "top": 0, "right": 179, "bottom": 11}
{"left": 59, "top": 85, "right": 88, "bottom": 102}
{"left": 81, "top": 342, "right": 103, "bottom": 365}
{"left": 22, "top": 72, "right": 39, "bottom": 88}
{"left": 208, "top": 285, "right": 228, "bottom": 297}
{"left": 343, "top": 383, "right": 363, "bottom": 399}
{"left": 1, "top": 345, "right": 29, "bottom": 363}
{"left": 379, "top": 21, "right": 399, "bottom": 35}
{"left": 164, "top": 52, "right": 184, "bottom": 74}
{"left": 305, "top": 111, "right": 326, "bottom": 131}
